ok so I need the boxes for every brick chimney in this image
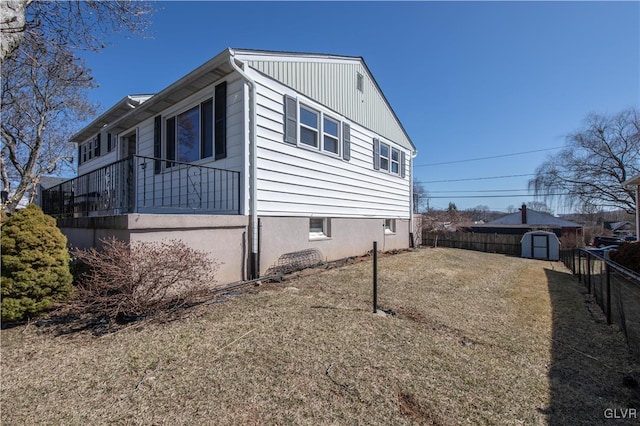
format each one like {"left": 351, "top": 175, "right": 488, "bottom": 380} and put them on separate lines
{"left": 520, "top": 203, "right": 527, "bottom": 224}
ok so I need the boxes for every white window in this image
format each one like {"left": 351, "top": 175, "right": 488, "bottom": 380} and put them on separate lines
{"left": 299, "top": 105, "right": 319, "bottom": 148}
{"left": 284, "top": 95, "right": 349, "bottom": 160}
{"left": 384, "top": 219, "right": 396, "bottom": 234}
{"left": 379, "top": 143, "right": 389, "bottom": 171}
{"left": 323, "top": 116, "right": 339, "bottom": 155}
{"left": 373, "top": 138, "right": 405, "bottom": 177}
{"left": 391, "top": 148, "right": 399, "bottom": 174}
{"left": 309, "top": 217, "right": 331, "bottom": 239}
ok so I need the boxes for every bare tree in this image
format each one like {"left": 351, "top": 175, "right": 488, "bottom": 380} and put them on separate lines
{"left": 1, "top": 1, "right": 152, "bottom": 61}
{"left": 0, "top": 1, "right": 153, "bottom": 212}
{"left": 1, "top": 39, "right": 96, "bottom": 210}
{"left": 526, "top": 201, "right": 552, "bottom": 214}
{"left": 413, "top": 181, "right": 429, "bottom": 213}
{"left": 529, "top": 108, "right": 640, "bottom": 214}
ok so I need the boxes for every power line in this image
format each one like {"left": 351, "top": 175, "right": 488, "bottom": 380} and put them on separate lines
{"left": 427, "top": 188, "right": 530, "bottom": 193}
{"left": 427, "top": 194, "right": 537, "bottom": 199}
{"left": 416, "top": 173, "right": 536, "bottom": 184}
{"left": 414, "top": 146, "right": 562, "bottom": 167}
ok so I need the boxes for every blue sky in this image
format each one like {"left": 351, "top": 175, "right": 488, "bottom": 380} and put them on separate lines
{"left": 80, "top": 1, "right": 639, "bottom": 213}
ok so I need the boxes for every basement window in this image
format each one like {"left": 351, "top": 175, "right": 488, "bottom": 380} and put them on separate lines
{"left": 309, "top": 217, "right": 331, "bottom": 239}
{"left": 384, "top": 219, "right": 396, "bottom": 234}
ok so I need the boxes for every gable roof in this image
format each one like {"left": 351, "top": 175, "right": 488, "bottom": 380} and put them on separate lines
{"left": 489, "top": 209, "right": 583, "bottom": 228}
{"left": 232, "top": 49, "right": 415, "bottom": 152}
{"left": 70, "top": 48, "right": 415, "bottom": 152}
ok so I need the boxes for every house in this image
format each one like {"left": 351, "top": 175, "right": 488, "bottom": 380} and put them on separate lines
{"left": 462, "top": 204, "right": 583, "bottom": 241}
{"left": 604, "top": 221, "right": 634, "bottom": 236}
{"left": 42, "top": 48, "right": 417, "bottom": 284}
{"left": 2, "top": 176, "right": 68, "bottom": 211}
{"left": 623, "top": 173, "right": 640, "bottom": 241}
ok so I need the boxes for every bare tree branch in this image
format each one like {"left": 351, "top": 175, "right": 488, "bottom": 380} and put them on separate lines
{"left": 529, "top": 108, "right": 640, "bottom": 214}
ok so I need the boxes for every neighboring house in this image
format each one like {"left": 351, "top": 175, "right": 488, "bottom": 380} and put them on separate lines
{"left": 2, "top": 176, "right": 68, "bottom": 211}
{"left": 604, "top": 221, "right": 634, "bottom": 236}
{"left": 42, "top": 48, "right": 417, "bottom": 284}
{"left": 462, "top": 204, "right": 584, "bottom": 240}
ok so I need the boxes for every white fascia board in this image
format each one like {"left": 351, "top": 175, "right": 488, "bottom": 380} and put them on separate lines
{"left": 70, "top": 95, "right": 153, "bottom": 143}
{"left": 232, "top": 49, "right": 361, "bottom": 65}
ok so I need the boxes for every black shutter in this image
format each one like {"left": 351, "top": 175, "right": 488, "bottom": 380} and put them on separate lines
{"left": 166, "top": 116, "right": 176, "bottom": 168}
{"left": 284, "top": 95, "right": 297, "bottom": 144}
{"left": 201, "top": 98, "right": 213, "bottom": 159}
{"left": 78, "top": 144, "right": 82, "bottom": 166}
{"left": 154, "top": 115, "right": 162, "bottom": 173}
{"left": 373, "top": 138, "right": 380, "bottom": 170}
{"left": 401, "top": 151, "right": 406, "bottom": 178}
{"left": 107, "top": 133, "right": 112, "bottom": 152}
{"left": 94, "top": 134, "right": 101, "bottom": 157}
{"left": 215, "top": 82, "right": 227, "bottom": 160}
{"left": 342, "top": 123, "right": 351, "bottom": 161}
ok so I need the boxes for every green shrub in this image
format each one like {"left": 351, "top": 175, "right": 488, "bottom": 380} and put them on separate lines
{"left": 1, "top": 204, "right": 73, "bottom": 322}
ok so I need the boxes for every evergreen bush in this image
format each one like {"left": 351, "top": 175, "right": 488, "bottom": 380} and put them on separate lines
{"left": 1, "top": 204, "right": 73, "bottom": 322}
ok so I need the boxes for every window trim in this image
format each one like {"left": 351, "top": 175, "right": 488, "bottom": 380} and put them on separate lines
{"left": 284, "top": 95, "right": 348, "bottom": 160}
{"left": 322, "top": 115, "right": 340, "bottom": 156}
{"left": 299, "top": 104, "right": 320, "bottom": 149}
{"left": 309, "top": 217, "right": 331, "bottom": 240}
{"left": 161, "top": 81, "right": 227, "bottom": 171}
{"left": 373, "top": 138, "right": 404, "bottom": 177}
{"left": 384, "top": 218, "right": 396, "bottom": 234}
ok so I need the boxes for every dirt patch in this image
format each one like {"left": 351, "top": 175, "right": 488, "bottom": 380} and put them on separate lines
{"left": 398, "top": 391, "right": 444, "bottom": 425}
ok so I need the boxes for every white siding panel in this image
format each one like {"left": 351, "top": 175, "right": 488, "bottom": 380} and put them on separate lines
{"left": 253, "top": 73, "right": 410, "bottom": 219}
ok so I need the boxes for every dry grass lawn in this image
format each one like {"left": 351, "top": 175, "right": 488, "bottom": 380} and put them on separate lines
{"left": 2, "top": 248, "right": 638, "bottom": 425}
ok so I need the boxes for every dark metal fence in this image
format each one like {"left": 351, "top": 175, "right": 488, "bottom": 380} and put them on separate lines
{"left": 560, "top": 248, "right": 640, "bottom": 359}
{"left": 42, "top": 155, "right": 241, "bottom": 218}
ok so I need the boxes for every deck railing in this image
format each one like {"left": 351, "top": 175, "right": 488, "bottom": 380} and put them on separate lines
{"left": 42, "top": 155, "right": 241, "bottom": 217}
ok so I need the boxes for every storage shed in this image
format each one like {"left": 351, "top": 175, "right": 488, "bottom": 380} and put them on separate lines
{"left": 521, "top": 231, "right": 560, "bottom": 260}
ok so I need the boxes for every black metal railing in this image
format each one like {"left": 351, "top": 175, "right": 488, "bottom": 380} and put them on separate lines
{"left": 560, "top": 248, "right": 640, "bottom": 359}
{"left": 42, "top": 155, "right": 241, "bottom": 217}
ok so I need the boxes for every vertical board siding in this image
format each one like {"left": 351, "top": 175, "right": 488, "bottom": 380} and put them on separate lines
{"left": 253, "top": 74, "right": 410, "bottom": 219}
{"left": 246, "top": 59, "right": 412, "bottom": 152}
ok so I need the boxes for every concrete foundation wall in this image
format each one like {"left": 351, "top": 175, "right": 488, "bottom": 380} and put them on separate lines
{"left": 258, "top": 217, "right": 410, "bottom": 274}
{"left": 59, "top": 214, "right": 249, "bottom": 285}
{"left": 58, "top": 214, "right": 410, "bottom": 285}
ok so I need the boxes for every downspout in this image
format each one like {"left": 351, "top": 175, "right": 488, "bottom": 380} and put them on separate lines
{"left": 410, "top": 149, "right": 419, "bottom": 247}
{"left": 229, "top": 50, "right": 259, "bottom": 279}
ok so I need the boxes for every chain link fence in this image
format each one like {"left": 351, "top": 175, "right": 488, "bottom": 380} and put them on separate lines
{"left": 560, "top": 248, "right": 640, "bottom": 360}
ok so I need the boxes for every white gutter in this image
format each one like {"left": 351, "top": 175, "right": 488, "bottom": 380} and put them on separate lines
{"left": 228, "top": 50, "right": 260, "bottom": 278}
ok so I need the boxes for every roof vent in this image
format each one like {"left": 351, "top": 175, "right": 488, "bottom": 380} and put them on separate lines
{"left": 357, "top": 72, "right": 364, "bottom": 92}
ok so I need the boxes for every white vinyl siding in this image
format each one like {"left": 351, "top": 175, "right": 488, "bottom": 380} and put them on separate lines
{"left": 105, "top": 76, "right": 246, "bottom": 214}
{"left": 252, "top": 71, "right": 410, "bottom": 219}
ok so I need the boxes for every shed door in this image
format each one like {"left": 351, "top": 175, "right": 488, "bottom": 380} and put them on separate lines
{"left": 532, "top": 235, "right": 549, "bottom": 259}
